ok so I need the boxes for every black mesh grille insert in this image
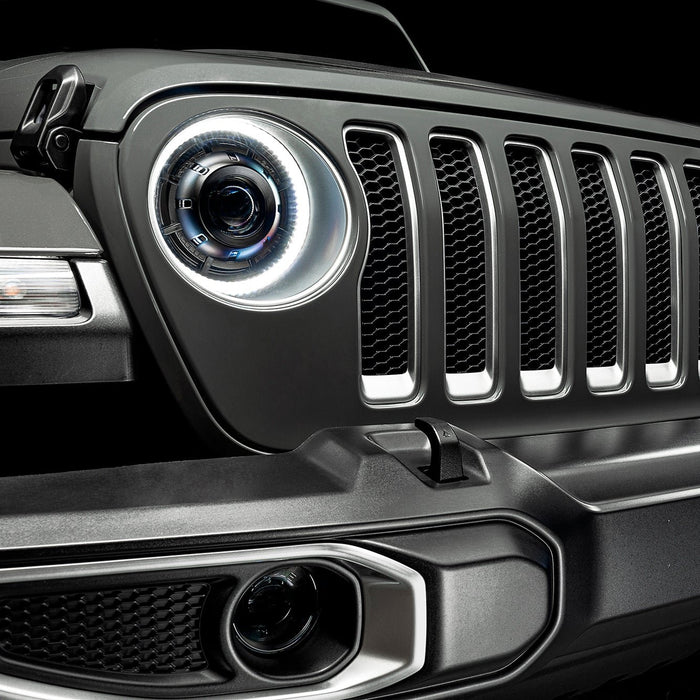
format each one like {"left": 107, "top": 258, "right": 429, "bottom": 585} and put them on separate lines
{"left": 505, "top": 144, "right": 558, "bottom": 372}
{"left": 685, "top": 165, "right": 700, "bottom": 361}
{"left": 0, "top": 582, "right": 210, "bottom": 675}
{"left": 632, "top": 159, "right": 673, "bottom": 365}
{"left": 573, "top": 152, "right": 620, "bottom": 369}
{"left": 431, "top": 137, "right": 488, "bottom": 374}
{"left": 346, "top": 129, "right": 410, "bottom": 376}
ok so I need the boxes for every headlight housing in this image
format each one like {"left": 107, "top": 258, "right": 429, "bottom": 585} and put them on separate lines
{"left": 148, "top": 113, "right": 352, "bottom": 309}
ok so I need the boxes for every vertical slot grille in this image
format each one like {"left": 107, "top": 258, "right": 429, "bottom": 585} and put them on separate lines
{"left": 684, "top": 164, "right": 700, "bottom": 368}
{"left": 573, "top": 150, "right": 626, "bottom": 392}
{"left": 632, "top": 157, "right": 680, "bottom": 386}
{"left": 345, "top": 127, "right": 416, "bottom": 402}
{"left": 431, "top": 135, "right": 495, "bottom": 399}
{"left": 505, "top": 142, "right": 564, "bottom": 395}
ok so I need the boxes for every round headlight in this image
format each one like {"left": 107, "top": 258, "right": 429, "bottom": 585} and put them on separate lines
{"left": 148, "top": 113, "right": 352, "bottom": 309}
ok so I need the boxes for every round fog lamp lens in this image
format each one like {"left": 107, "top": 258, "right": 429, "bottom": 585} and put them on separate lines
{"left": 232, "top": 566, "right": 319, "bottom": 654}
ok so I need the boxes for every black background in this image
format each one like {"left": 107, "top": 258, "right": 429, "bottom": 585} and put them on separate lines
{"left": 2, "top": 1, "right": 696, "bottom": 125}
{"left": 386, "top": 1, "right": 696, "bottom": 125}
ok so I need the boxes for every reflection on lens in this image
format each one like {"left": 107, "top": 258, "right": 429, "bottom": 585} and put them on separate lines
{"left": 233, "top": 566, "right": 319, "bottom": 655}
{"left": 212, "top": 184, "right": 257, "bottom": 232}
{"left": 196, "top": 163, "right": 279, "bottom": 251}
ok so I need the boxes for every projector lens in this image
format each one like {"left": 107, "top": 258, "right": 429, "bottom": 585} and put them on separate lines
{"left": 232, "top": 566, "right": 319, "bottom": 655}
{"left": 197, "top": 164, "right": 280, "bottom": 248}
{"left": 207, "top": 184, "right": 257, "bottom": 232}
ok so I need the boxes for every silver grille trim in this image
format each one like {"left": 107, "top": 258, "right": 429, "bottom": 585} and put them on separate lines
{"left": 683, "top": 162, "right": 700, "bottom": 380}
{"left": 632, "top": 156, "right": 683, "bottom": 389}
{"left": 573, "top": 149, "right": 629, "bottom": 394}
{"left": 506, "top": 141, "right": 568, "bottom": 398}
{"left": 344, "top": 126, "right": 421, "bottom": 406}
{"left": 344, "top": 123, "right": 694, "bottom": 409}
{"left": 431, "top": 133, "right": 498, "bottom": 402}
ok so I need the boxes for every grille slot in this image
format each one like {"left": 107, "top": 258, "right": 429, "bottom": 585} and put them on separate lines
{"left": 632, "top": 157, "right": 681, "bottom": 387}
{"left": 345, "top": 127, "right": 417, "bottom": 403}
{"left": 431, "top": 134, "right": 496, "bottom": 400}
{"left": 0, "top": 582, "right": 210, "bottom": 675}
{"left": 684, "top": 164, "right": 700, "bottom": 372}
{"left": 505, "top": 142, "right": 565, "bottom": 396}
{"left": 573, "top": 150, "right": 627, "bottom": 392}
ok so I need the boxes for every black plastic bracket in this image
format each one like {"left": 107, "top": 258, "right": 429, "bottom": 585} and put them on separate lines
{"left": 414, "top": 417, "right": 465, "bottom": 483}
{"left": 368, "top": 419, "right": 492, "bottom": 487}
{"left": 11, "top": 65, "right": 88, "bottom": 184}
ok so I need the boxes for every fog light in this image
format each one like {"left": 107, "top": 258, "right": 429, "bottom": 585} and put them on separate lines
{"left": 0, "top": 259, "right": 80, "bottom": 317}
{"left": 232, "top": 566, "right": 319, "bottom": 655}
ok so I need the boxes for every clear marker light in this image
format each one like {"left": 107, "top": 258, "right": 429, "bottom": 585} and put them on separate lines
{"left": 0, "top": 259, "right": 80, "bottom": 317}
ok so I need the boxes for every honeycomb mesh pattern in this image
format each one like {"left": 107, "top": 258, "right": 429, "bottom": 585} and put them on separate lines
{"left": 0, "top": 582, "right": 210, "bottom": 675}
{"left": 505, "top": 144, "right": 558, "bottom": 372}
{"left": 684, "top": 166, "right": 700, "bottom": 361}
{"left": 573, "top": 153, "right": 619, "bottom": 368}
{"left": 346, "top": 129, "right": 410, "bottom": 375}
{"left": 632, "top": 160, "right": 673, "bottom": 365}
{"left": 431, "top": 137, "right": 487, "bottom": 374}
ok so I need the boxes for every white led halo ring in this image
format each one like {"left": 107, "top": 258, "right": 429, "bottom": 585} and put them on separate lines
{"left": 149, "top": 114, "right": 309, "bottom": 301}
{"left": 147, "top": 112, "right": 353, "bottom": 310}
